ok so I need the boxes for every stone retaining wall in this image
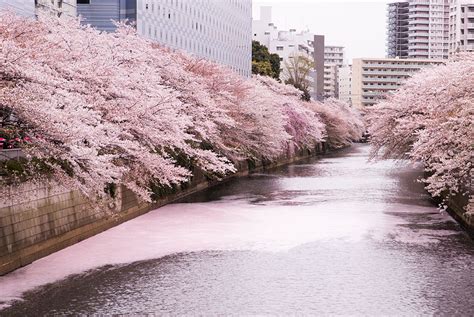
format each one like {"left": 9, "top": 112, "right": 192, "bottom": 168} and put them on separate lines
{"left": 0, "top": 143, "right": 328, "bottom": 275}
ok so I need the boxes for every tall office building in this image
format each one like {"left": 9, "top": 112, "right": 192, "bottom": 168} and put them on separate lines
{"left": 77, "top": 0, "right": 251, "bottom": 77}
{"left": 387, "top": 0, "right": 474, "bottom": 59}
{"left": 137, "top": 0, "right": 252, "bottom": 77}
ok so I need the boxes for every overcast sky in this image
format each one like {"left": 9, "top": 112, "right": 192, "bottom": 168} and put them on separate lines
{"left": 253, "top": 0, "right": 391, "bottom": 62}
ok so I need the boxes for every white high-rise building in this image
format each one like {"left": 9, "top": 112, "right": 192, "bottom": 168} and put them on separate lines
{"left": 387, "top": 0, "right": 474, "bottom": 59}
{"left": 137, "top": 0, "right": 252, "bottom": 77}
{"left": 338, "top": 65, "right": 352, "bottom": 105}
{"left": 387, "top": 0, "right": 449, "bottom": 59}
{"left": 323, "top": 46, "right": 345, "bottom": 98}
{"left": 449, "top": 0, "right": 474, "bottom": 54}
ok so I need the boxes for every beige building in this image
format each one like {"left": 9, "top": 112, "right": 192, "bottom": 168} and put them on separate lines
{"left": 351, "top": 57, "right": 444, "bottom": 109}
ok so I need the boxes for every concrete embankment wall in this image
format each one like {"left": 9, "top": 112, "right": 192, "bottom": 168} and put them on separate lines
{"left": 0, "top": 143, "right": 328, "bottom": 275}
{"left": 445, "top": 193, "right": 474, "bottom": 236}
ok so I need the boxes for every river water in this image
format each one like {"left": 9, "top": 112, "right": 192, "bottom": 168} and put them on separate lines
{"left": 0, "top": 144, "right": 473, "bottom": 316}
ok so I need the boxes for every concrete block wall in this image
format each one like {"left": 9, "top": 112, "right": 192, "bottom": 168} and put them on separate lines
{"left": 0, "top": 142, "right": 328, "bottom": 275}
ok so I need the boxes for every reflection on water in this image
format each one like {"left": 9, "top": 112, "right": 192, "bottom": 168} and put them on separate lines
{"left": 1, "top": 145, "right": 473, "bottom": 315}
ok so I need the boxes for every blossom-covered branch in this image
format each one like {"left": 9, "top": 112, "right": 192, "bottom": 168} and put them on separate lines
{"left": 0, "top": 12, "right": 364, "bottom": 204}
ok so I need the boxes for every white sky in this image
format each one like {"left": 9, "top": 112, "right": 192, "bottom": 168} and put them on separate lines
{"left": 253, "top": 0, "right": 392, "bottom": 62}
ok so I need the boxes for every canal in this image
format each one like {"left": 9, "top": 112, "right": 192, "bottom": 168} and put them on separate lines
{"left": 0, "top": 144, "right": 473, "bottom": 315}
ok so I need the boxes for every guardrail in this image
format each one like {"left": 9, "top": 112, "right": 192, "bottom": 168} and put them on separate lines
{"left": 0, "top": 148, "right": 24, "bottom": 161}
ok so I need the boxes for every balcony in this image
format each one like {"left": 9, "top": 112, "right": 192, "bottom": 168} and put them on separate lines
{"left": 409, "top": 26, "right": 430, "bottom": 31}
{"left": 409, "top": 38, "right": 429, "bottom": 45}
{"left": 410, "top": 13, "right": 430, "bottom": 19}
{"left": 362, "top": 84, "right": 401, "bottom": 90}
{"left": 361, "top": 98, "right": 379, "bottom": 104}
{"left": 362, "top": 70, "right": 414, "bottom": 76}
{"left": 362, "top": 63, "right": 428, "bottom": 69}
{"left": 363, "top": 77, "right": 405, "bottom": 83}
{"left": 408, "top": 32, "right": 429, "bottom": 37}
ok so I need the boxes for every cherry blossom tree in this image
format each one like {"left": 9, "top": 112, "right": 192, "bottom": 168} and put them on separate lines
{"left": 368, "top": 55, "right": 473, "bottom": 214}
{"left": 0, "top": 11, "right": 364, "bottom": 206}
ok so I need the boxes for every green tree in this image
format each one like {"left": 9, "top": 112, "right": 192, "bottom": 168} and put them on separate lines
{"left": 252, "top": 41, "right": 281, "bottom": 80}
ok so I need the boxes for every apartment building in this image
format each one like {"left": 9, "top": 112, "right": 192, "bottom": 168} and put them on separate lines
{"left": 387, "top": 0, "right": 474, "bottom": 58}
{"left": 449, "top": 0, "right": 474, "bottom": 54}
{"left": 338, "top": 65, "right": 352, "bottom": 105}
{"left": 387, "top": 0, "right": 450, "bottom": 60}
{"left": 387, "top": 1, "right": 409, "bottom": 58}
{"left": 351, "top": 58, "right": 444, "bottom": 109}
{"left": 323, "top": 46, "right": 345, "bottom": 98}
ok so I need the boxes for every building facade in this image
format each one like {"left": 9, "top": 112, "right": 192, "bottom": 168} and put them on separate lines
{"left": 253, "top": 6, "right": 346, "bottom": 100}
{"left": 338, "top": 64, "right": 352, "bottom": 105}
{"left": 0, "top": 0, "right": 35, "bottom": 17}
{"left": 77, "top": 0, "right": 136, "bottom": 32}
{"left": 137, "top": 0, "right": 252, "bottom": 77}
{"left": 323, "top": 45, "right": 345, "bottom": 99}
{"left": 449, "top": 0, "right": 474, "bottom": 54}
{"left": 351, "top": 57, "right": 443, "bottom": 109}
{"left": 253, "top": 6, "right": 317, "bottom": 93}
{"left": 36, "top": 0, "right": 77, "bottom": 17}
{"left": 387, "top": 0, "right": 474, "bottom": 59}
{"left": 0, "top": 0, "right": 76, "bottom": 17}
{"left": 387, "top": 1, "right": 409, "bottom": 58}
{"left": 387, "top": 0, "right": 449, "bottom": 59}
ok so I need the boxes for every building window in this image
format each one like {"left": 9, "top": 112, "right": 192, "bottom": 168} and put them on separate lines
{"left": 77, "top": 0, "right": 90, "bottom": 3}
{"left": 276, "top": 46, "right": 284, "bottom": 51}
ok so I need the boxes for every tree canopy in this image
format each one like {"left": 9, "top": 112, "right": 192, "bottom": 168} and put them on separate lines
{"left": 251, "top": 41, "right": 281, "bottom": 80}
{"left": 368, "top": 54, "right": 473, "bottom": 214}
{"left": 0, "top": 12, "right": 364, "bottom": 206}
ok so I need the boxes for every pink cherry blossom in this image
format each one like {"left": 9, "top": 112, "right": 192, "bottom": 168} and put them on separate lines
{"left": 0, "top": 12, "right": 364, "bottom": 206}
